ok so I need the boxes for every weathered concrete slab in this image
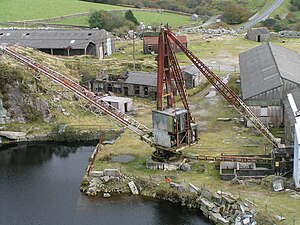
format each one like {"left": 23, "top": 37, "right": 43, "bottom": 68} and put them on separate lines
{"left": 128, "top": 181, "right": 139, "bottom": 194}
{"left": 200, "top": 197, "right": 216, "bottom": 210}
{"left": 90, "top": 171, "right": 104, "bottom": 177}
{"left": 103, "top": 169, "right": 120, "bottom": 177}
{"left": 0, "top": 131, "right": 26, "bottom": 140}
{"left": 188, "top": 183, "right": 199, "bottom": 193}
{"left": 273, "top": 179, "right": 284, "bottom": 191}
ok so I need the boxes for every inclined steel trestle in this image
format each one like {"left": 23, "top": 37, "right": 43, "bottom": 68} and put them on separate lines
{"left": 0, "top": 45, "right": 152, "bottom": 142}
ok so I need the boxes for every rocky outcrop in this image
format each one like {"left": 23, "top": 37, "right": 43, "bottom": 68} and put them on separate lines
{"left": 272, "top": 31, "right": 300, "bottom": 38}
{"left": 82, "top": 170, "right": 258, "bottom": 225}
{"left": 2, "top": 83, "right": 51, "bottom": 123}
{"left": 0, "top": 99, "right": 8, "bottom": 124}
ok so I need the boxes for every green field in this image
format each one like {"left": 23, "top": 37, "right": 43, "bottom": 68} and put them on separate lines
{"left": 55, "top": 11, "right": 194, "bottom": 28}
{"left": 0, "top": 0, "right": 124, "bottom": 22}
{"left": 134, "top": 11, "right": 194, "bottom": 27}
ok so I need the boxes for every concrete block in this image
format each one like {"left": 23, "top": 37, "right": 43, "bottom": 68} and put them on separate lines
{"left": 128, "top": 181, "right": 139, "bottom": 194}
{"left": 90, "top": 171, "right": 104, "bottom": 177}
{"left": 103, "top": 169, "right": 120, "bottom": 177}
{"left": 201, "top": 190, "right": 212, "bottom": 200}
{"left": 188, "top": 183, "right": 199, "bottom": 193}
{"left": 102, "top": 176, "right": 110, "bottom": 182}
{"left": 200, "top": 197, "right": 216, "bottom": 210}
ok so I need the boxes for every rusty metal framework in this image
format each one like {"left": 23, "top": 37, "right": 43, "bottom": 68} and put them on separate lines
{"left": 156, "top": 29, "right": 195, "bottom": 150}
{"left": 164, "top": 28, "right": 280, "bottom": 148}
{"left": 0, "top": 26, "right": 281, "bottom": 157}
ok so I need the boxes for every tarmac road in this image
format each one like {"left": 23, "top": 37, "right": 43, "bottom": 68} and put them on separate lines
{"left": 237, "top": 0, "right": 285, "bottom": 32}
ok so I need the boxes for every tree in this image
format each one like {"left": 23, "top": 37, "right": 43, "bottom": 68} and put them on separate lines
{"left": 221, "top": 3, "right": 251, "bottom": 24}
{"left": 291, "top": 0, "right": 300, "bottom": 10}
{"left": 88, "top": 10, "right": 105, "bottom": 29}
{"left": 125, "top": 10, "right": 139, "bottom": 25}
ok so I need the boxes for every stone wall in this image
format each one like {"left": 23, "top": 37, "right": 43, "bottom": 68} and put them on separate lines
{"left": 272, "top": 31, "right": 300, "bottom": 38}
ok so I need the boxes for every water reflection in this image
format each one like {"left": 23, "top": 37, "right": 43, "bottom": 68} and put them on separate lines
{"left": 0, "top": 141, "right": 210, "bottom": 225}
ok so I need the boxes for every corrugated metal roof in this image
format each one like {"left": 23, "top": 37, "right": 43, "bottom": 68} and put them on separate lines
{"left": 239, "top": 42, "right": 300, "bottom": 99}
{"left": 124, "top": 71, "right": 157, "bottom": 86}
{"left": 0, "top": 29, "right": 109, "bottom": 49}
{"left": 144, "top": 36, "right": 187, "bottom": 45}
{"left": 269, "top": 43, "right": 300, "bottom": 84}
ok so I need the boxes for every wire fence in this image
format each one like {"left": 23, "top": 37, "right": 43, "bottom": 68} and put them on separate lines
{"left": 207, "top": 65, "right": 239, "bottom": 73}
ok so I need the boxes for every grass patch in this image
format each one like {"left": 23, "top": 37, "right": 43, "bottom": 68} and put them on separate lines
{"left": 54, "top": 16, "right": 89, "bottom": 26}
{"left": 270, "top": 0, "right": 292, "bottom": 18}
{"left": 0, "top": 0, "right": 125, "bottom": 22}
{"left": 133, "top": 11, "right": 194, "bottom": 28}
{"left": 54, "top": 11, "right": 194, "bottom": 28}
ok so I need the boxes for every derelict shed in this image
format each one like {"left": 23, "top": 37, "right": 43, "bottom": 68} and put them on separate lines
{"left": 239, "top": 42, "right": 300, "bottom": 127}
{"left": 143, "top": 36, "right": 187, "bottom": 54}
{"left": 246, "top": 27, "right": 270, "bottom": 42}
{"left": 0, "top": 29, "right": 114, "bottom": 58}
{"left": 121, "top": 71, "right": 157, "bottom": 99}
{"left": 101, "top": 96, "right": 133, "bottom": 113}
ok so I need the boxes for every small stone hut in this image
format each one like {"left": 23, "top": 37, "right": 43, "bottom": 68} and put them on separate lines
{"left": 246, "top": 27, "right": 270, "bottom": 42}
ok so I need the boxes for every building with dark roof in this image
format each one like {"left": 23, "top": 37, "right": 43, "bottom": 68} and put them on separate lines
{"left": 181, "top": 65, "right": 205, "bottom": 88}
{"left": 143, "top": 36, "right": 187, "bottom": 54}
{"left": 120, "top": 71, "right": 157, "bottom": 98}
{"left": 92, "top": 71, "right": 158, "bottom": 99}
{"left": 246, "top": 27, "right": 270, "bottom": 42}
{"left": 92, "top": 67, "right": 205, "bottom": 100}
{"left": 239, "top": 42, "right": 300, "bottom": 128}
{"left": 0, "top": 29, "right": 115, "bottom": 58}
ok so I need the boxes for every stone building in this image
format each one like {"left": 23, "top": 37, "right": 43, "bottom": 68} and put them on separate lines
{"left": 93, "top": 71, "right": 157, "bottom": 100}
{"left": 92, "top": 67, "right": 206, "bottom": 100}
{"left": 246, "top": 27, "right": 270, "bottom": 42}
{"left": 239, "top": 42, "right": 300, "bottom": 131}
{"left": 0, "top": 29, "right": 115, "bottom": 58}
{"left": 143, "top": 36, "right": 187, "bottom": 54}
{"left": 181, "top": 65, "right": 205, "bottom": 88}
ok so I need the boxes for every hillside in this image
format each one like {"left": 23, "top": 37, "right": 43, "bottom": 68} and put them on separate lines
{"left": 0, "top": 46, "right": 157, "bottom": 138}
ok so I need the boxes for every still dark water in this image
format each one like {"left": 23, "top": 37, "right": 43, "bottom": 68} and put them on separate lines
{"left": 0, "top": 142, "right": 211, "bottom": 225}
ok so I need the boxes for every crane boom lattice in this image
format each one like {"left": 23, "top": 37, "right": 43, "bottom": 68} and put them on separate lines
{"left": 165, "top": 29, "right": 280, "bottom": 148}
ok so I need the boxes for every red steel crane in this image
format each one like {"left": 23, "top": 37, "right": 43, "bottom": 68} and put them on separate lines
{"left": 0, "top": 27, "right": 281, "bottom": 159}
{"left": 162, "top": 28, "right": 281, "bottom": 149}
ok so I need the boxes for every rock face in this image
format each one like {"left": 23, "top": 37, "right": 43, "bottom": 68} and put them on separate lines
{"left": 2, "top": 83, "right": 51, "bottom": 123}
{"left": 0, "top": 99, "right": 8, "bottom": 124}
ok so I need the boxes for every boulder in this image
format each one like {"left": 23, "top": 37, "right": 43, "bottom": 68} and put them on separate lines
{"left": 103, "top": 193, "right": 111, "bottom": 198}
{"left": 198, "top": 164, "right": 206, "bottom": 173}
{"left": 180, "top": 163, "right": 191, "bottom": 172}
{"left": 102, "top": 176, "right": 110, "bottom": 182}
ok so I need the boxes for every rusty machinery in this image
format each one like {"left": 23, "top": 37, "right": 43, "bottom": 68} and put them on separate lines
{"left": 0, "top": 28, "right": 286, "bottom": 165}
